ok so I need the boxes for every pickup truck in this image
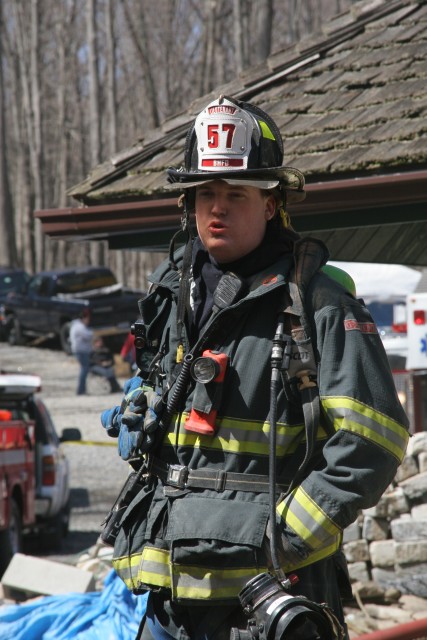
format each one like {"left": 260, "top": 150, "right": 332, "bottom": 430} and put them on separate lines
{"left": 3, "top": 266, "right": 143, "bottom": 353}
{"left": 0, "top": 266, "right": 31, "bottom": 340}
{"left": 0, "top": 373, "right": 81, "bottom": 576}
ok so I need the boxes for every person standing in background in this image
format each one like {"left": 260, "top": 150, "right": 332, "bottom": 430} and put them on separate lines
{"left": 120, "top": 331, "right": 137, "bottom": 372}
{"left": 90, "top": 336, "right": 122, "bottom": 393}
{"left": 69, "top": 308, "right": 93, "bottom": 395}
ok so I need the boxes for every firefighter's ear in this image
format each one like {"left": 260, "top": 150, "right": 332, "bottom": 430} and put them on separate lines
{"left": 264, "top": 194, "right": 276, "bottom": 221}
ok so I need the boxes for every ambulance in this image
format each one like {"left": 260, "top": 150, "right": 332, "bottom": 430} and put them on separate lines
{"left": 405, "top": 292, "right": 427, "bottom": 431}
{"left": 375, "top": 292, "right": 427, "bottom": 433}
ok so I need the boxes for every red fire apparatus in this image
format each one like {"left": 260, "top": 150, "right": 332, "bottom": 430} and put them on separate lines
{"left": 0, "top": 374, "right": 39, "bottom": 575}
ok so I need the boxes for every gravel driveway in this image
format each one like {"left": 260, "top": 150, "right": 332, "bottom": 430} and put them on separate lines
{"left": 0, "top": 341, "right": 130, "bottom": 562}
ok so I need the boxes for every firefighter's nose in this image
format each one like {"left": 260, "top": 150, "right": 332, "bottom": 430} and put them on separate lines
{"left": 211, "top": 195, "right": 227, "bottom": 215}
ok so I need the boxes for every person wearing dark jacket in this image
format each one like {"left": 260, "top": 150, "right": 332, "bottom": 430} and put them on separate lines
{"left": 101, "top": 96, "right": 409, "bottom": 640}
{"left": 90, "top": 337, "right": 122, "bottom": 393}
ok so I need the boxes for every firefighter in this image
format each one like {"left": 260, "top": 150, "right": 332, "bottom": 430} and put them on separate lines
{"left": 101, "top": 96, "right": 409, "bottom": 640}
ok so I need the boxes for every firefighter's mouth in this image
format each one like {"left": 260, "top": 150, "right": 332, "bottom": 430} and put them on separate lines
{"left": 208, "top": 221, "right": 227, "bottom": 232}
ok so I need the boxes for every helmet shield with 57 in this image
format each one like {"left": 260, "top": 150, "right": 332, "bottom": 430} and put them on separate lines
{"left": 167, "top": 95, "right": 305, "bottom": 203}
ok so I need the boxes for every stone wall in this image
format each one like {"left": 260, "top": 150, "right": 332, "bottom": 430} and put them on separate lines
{"left": 343, "top": 431, "right": 427, "bottom": 598}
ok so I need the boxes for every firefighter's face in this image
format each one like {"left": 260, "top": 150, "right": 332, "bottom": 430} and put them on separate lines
{"left": 195, "top": 180, "right": 276, "bottom": 263}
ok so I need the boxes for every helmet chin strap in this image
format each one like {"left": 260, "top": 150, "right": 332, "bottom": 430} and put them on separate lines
{"left": 277, "top": 186, "right": 294, "bottom": 230}
{"left": 168, "top": 191, "right": 195, "bottom": 344}
{"left": 168, "top": 191, "right": 194, "bottom": 272}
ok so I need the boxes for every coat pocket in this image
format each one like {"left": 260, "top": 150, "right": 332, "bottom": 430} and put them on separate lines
{"left": 113, "top": 480, "right": 161, "bottom": 562}
{"left": 166, "top": 496, "right": 269, "bottom": 565}
{"left": 164, "top": 496, "right": 270, "bottom": 601}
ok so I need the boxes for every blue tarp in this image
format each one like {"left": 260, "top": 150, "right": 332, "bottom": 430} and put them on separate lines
{"left": 0, "top": 569, "right": 147, "bottom": 640}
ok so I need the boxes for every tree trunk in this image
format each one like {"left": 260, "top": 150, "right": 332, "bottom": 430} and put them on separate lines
{"left": 106, "top": 0, "right": 117, "bottom": 157}
{"left": 233, "top": 0, "right": 244, "bottom": 73}
{"left": 120, "top": 0, "right": 160, "bottom": 129}
{"left": 30, "top": 0, "right": 45, "bottom": 271}
{"left": 0, "top": 2, "right": 18, "bottom": 266}
{"left": 105, "top": 0, "right": 125, "bottom": 282}
{"left": 255, "top": 0, "right": 273, "bottom": 63}
{"left": 13, "top": 1, "right": 37, "bottom": 272}
{"left": 86, "top": 0, "right": 104, "bottom": 266}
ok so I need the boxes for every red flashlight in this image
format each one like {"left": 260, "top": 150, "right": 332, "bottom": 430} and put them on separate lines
{"left": 185, "top": 350, "right": 228, "bottom": 436}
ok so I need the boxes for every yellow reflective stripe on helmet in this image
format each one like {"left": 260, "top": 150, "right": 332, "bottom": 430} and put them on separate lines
{"left": 322, "top": 396, "right": 408, "bottom": 461}
{"left": 164, "top": 413, "right": 305, "bottom": 456}
{"left": 277, "top": 486, "right": 341, "bottom": 552}
{"left": 259, "top": 120, "right": 275, "bottom": 141}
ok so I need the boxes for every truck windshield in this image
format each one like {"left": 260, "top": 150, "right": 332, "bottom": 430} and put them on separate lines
{"left": 54, "top": 270, "right": 117, "bottom": 294}
{"left": 0, "top": 271, "right": 29, "bottom": 294}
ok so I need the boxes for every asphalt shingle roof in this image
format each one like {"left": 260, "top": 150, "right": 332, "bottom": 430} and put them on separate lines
{"left": 31, "top": 0, "right": 427, "bottom": 265}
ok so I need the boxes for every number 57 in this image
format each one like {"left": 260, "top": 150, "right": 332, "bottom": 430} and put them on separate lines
{"left": 207, "top": 123, "right": 236, "bottom": 148}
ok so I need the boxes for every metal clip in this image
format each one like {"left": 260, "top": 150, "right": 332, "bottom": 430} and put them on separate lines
{"left": 167, "top": 464, "right": 189, "bottom": 489}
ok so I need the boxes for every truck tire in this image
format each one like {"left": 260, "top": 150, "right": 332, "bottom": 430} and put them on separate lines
{"left": 59, "top": 321, "right": 72, "bottom": 355}
{"left": 7, "top": 316, "right": 24, "bottom": 347}
{"left": 0, "top": 498, "right": 23, "bottom": 577}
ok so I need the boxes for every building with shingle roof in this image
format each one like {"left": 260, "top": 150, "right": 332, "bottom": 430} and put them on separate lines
{"left": 37, "top": 0, "right": 427, "bottom": 266}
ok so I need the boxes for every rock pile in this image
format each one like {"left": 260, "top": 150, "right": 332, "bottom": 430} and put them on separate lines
{"left": 343, "top": 431, "right": 427, "bottom": 636}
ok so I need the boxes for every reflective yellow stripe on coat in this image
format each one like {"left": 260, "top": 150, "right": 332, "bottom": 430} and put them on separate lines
{"left": 163, "top": 412, "right": 306, "bottom": 457}
{"left": 275, "top": 396, "right": 409, "bottom": 569}
{"left": 277, "top": 485, "right": 342, "bottom": 567}
{"left": 112, "top": 547, "right": 268, "bottom": 601}
{"left": 322, "top": 396, "right": 409, "bottom": 461}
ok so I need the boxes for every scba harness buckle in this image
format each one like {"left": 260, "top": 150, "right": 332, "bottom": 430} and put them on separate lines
{"left": 167, "top": 464, "right": 189, "bottom": 489}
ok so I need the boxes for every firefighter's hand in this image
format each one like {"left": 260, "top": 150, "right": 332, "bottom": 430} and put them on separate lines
{"left": 100, "top": 376, "right": 143, "bottom": 438}
{"left": 265, "top": 517, "right": 309, "bottom": 568}
{"left": 100, "top": 376, "right": 163, "bottom": 460}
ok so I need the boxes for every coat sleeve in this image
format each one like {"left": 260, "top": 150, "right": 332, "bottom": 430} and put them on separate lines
{"left": 275, "top": 277, "right": 410, "bottom": 571}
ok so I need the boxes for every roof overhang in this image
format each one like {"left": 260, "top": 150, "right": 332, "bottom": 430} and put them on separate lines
{"left": 35, "top": 170, "right": 427, "bottom": 264}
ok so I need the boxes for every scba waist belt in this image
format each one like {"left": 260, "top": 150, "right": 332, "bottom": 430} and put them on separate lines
{"left": 148, "top": 456, "right": 289, "bottom": 493}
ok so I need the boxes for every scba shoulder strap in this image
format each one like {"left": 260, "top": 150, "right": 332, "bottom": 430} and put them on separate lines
{"left": 280, "top": 237, "right": 356, "bottom": 494}
{"left": 283, "top": 237, "right": 328, "bottom": 388}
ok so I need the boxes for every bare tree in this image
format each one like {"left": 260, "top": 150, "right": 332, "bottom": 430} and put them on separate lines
{"left": 12, "top": 2, "right": 38, "bottom": 271}
{"left": 87, "top": 0, "right": 102, "bottom": 168}
{"left": 233, "top": 0, "right": 245, "bottom": 73}
{"left": 120, "top": 0, "right": 160, "bottom": 128}
{"left": 0, "top": 2, "right": 18, "bottom": 266}
{"left": 86, "top": 0, "right": 105, "bottom": 266}
{"left": 202, "top": 1, "right": 217, "bottom": 95}
{"left": 105, "top": 0, "right": 118, "bottom": 156}
{"left": 0, "top": 0, "right": 353, "bottom": 280}
{"left": 255, "top": 0, "right": 273, "bottom": 63}
{"left": 30, "top": 0, "right": 45, "bottom": 271}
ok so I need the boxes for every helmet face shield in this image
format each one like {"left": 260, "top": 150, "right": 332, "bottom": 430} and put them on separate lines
{"left": 167, "top": 95, "right": 305, "bottom": 202}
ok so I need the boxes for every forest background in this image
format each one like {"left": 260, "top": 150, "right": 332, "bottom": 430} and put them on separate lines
{"left": 0, "top": 0, "right": 354, "bottom": 290}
